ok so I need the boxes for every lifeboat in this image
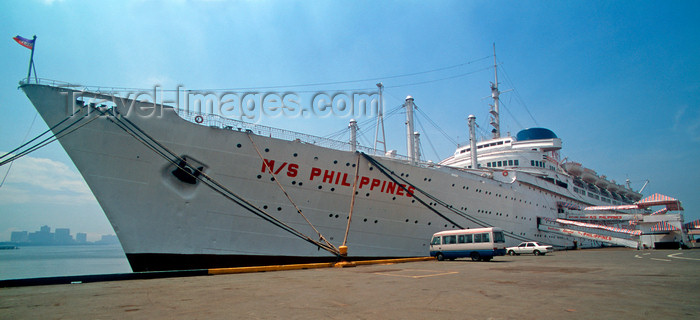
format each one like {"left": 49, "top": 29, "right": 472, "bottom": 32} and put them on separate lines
{"left": 581, "top": 168, "right": 598, "bottom": 184}
{"left": 595, "top": 175, "right": 610, "bottom": 189}
{"left": 562, "top": 162, "right": 583, "bottom": 176}
{"left": 626, "top": 189, "right": 643, "bottom": 202}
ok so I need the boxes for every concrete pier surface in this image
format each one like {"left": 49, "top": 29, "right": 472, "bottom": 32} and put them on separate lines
{"left": 2, "top": 248, "right": 699, "bottom": 319}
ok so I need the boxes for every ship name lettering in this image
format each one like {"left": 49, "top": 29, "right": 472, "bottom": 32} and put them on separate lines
{"left": 261, "top": 159, "right": 299, "bottom": 178}
{"left": 307, "top": 165, "right": 414, "bottom": 198}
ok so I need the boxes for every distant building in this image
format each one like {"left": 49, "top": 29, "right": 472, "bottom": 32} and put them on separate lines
{"left": 28, "top": 225, "right": 53, "bottom": 244}
{"left": 10, "top": 231, "right": 28, "bottom": 243}
{"left": 55, "top": 228, "right": 73, "bottom": 244}
{"left": 76, "top": 233, "right": 87, "bottom": 243}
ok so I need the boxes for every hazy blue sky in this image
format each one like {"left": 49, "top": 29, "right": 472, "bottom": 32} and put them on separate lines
{"left": 1, "top": 0, "right": 699, "bottom": 241}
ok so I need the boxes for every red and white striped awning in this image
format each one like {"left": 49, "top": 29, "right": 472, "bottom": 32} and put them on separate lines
{"left": 650, "top": 207, "right": 669, "bottom": 215}
{"left": 557, "top": 201, "right": 582, "bottom": 210}
{"left": 650, "top": 221, "right": 680, "bottom": 232}
{"left": 584, "top": 193, "right": 683, "bottom": 212}
{"left": 584, "top": 204, "right": 639, "bottom": 211}
{"left": 636, "top": 193, "right": 683, "bottom": 210}
{"left": 684, "top": 219, "right": 700, "bottom": 230}
{"left": 546, "top": 218, "right": 641, "bottom": 235}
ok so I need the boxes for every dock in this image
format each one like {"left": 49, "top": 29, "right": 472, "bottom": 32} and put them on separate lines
{"left": 2, "top": 248, "right": 699, "bottom": 319}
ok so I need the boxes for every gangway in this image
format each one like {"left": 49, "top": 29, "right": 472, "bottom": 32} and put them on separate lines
{"left": 538, "top": 217, "right": 639, "bottom": 248}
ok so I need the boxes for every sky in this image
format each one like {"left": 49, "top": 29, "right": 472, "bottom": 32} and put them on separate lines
{"left": 1, "top": 0, "right": 699, "bottom": 242}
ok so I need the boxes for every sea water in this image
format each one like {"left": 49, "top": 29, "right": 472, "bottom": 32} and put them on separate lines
{"left": 0, "top": 244, "right": 131, "bottom": 280}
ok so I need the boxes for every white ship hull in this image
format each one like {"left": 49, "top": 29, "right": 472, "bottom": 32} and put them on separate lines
{"left": 22, "top": 83, "right": 623, "bottom": 271}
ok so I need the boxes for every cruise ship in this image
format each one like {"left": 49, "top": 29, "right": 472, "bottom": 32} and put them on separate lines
{"left": 14, "top": 59, "right": 691, "bottom": 271}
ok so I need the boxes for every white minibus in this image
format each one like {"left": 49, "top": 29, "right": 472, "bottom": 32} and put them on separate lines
{"left": 429, "top": 227, "right": 506, "bottom": 262}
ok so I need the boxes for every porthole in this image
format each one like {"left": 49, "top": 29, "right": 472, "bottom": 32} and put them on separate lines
{"left": 265, "top": 148, "right": 270, "bottom": 152}
{"left": 330, "top": 187, "right": 335, "bottom": 192}
{"left": 277, "top": 207, "right": 282, "bottom": 211}
{"left": 236, "top": 143, "right": 242, "bottom": 148}
{"left": 257, "top": 175, "right": 262, "bottom": 179}
{"left": 263, "top": 205, "right": 268, "bottom": 209}
{"left": 293, "top": 153, "right": 298, "bottom": 157}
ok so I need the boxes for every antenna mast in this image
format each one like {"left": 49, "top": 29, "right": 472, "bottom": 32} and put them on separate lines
{"left": 374, "top": 83, "right": 387, "bottom": 154}
{"left": 489, "top": 43, "right": 501, "bottom": 139}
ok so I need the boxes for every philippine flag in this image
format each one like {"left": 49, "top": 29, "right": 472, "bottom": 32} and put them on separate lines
{"left": 13, "top": 35, "right": 34, "bottom": 50}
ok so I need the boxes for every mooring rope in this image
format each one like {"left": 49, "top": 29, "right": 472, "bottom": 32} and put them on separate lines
{"left": 361, "top": 153, "right": 534, "bottom": 243}
{"left": 94, "top": 106, "right": 342, "bottom": 257}
{"left": 247, "top": 133, "right": 339, "bottom": 255}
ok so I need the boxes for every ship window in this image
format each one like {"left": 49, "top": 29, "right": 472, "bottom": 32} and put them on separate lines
{"left": 478, "top": 145, "right": 483, "bottom": 149}
{"left": 497, "top": 161, "right": 502, "bottom": 167}
{"left": 487, "top": 162, "right": 491, "bottom": 167}
{"left": 497, "top": 141, "right": 503, "bottom": 145}
{"left": 508, "top": 160, "right": 513, "bottom": 166}
{"left": 531, "top": 160, "right": 535, "bottom": 166}
{"left": 460, "top": 149, "right": 466, "bottom": 154}
{"left": 514, "top": 160, "right": 519, "bottom": 166}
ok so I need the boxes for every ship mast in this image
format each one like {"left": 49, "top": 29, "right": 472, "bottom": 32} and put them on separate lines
{"left": 374, "top": 83, "right": 387, "bottom": 154}
{"left": 489, "top": 43, "right": 501, "bottom": 139}
{"left": 468, "top": 115, "right": 478, "bottom": 169}
{"left": 405, "top": 96, "right": 416, "bottom": 164}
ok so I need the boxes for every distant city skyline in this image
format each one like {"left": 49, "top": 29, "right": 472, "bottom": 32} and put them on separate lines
{"left": 6, "top": 224, "right": 116, "bottom": 244}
